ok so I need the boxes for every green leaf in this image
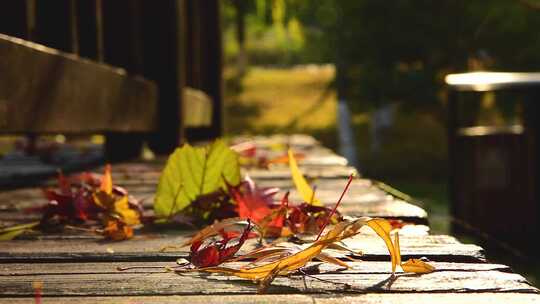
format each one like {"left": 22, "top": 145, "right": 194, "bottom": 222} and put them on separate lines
{"left": 154, "top": 140, "right": 241, "bottom": 219}
{"left": 0, "top": 222, "right": 39, "bottom": 241}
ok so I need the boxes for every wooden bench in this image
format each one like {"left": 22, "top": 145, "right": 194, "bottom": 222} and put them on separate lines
{"left": 0, "top": 135, "right": 538, "bottom": 303}
{"left": 1, "top": 0, "right": 223, "bottom": 162}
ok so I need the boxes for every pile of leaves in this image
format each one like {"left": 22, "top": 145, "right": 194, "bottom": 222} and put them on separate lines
{"left": 171, "top": 216, "right": 435, "bottom": 293}
{"left": 0, "top": 165, "right": 142, "bottom": 241}
{"left": 153, "top": 140, "right": 339, "bottom": 235}
{"left": 146, "top": 140, "right": 435, "bottom": 292}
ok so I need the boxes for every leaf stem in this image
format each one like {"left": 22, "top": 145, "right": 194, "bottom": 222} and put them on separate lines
{"left": 315, "top": 173, "right": 354, "bottom": 241}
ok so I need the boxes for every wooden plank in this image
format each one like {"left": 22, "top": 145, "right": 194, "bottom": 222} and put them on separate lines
{"left": 0, "top": 34, "right": 157, "bottom": 133}
{"left": 0, "top": 261, "right": 510, "bottom": 276}
{"left": 0, "top": 175, "right": 427, "bottom": 221}
{"left": 0, "top": 267, "right": 535, "bottom": 296}
{"left": 1, "top": 293, "right": 539, "bottom": 304}
{"left": 243, "top": 166, "right": 358, "bottom": 180}
{"left": 0, "top": 235, "right": 485, "bottom": 263}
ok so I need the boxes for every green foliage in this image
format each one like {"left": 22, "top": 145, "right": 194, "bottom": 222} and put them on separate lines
{"left": 154, "top": 140, "right": 241, "bottom": 218}
{"left": 223, "top": 0, "right": 540, "bottom": 110}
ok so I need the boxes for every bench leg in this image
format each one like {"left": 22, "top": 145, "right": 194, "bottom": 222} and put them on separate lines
{"left": 104, "top": 133, "right": 144, "bottom": 162}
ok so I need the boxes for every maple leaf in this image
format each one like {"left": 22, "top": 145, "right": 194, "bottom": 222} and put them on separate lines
{"left": 190, "top": 221, "right": 253, "bottom": 267}
{"left": 154, "top": 140, "right": 241, "bottom": 219}
{"left": 228, "top": 176, "right": 279, "bottom": 223}
{"left": 288, "top": 149, "right": 322, "bottom": 206}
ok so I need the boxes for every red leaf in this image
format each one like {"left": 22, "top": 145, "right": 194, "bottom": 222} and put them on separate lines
{"left": 190, "top": 221, "right": 253, "bottom": 267}
{"left": 229, "top": 176, "right": 279, "bottom": 223}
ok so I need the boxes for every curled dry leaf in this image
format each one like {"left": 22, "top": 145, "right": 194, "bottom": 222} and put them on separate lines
{"left": 190, "top": 221, "right": 253, "bottom": 267}
{"left": 366, "top": 218, "right": 435, "bottom": 274}
{"left": 194, "top": 217, "right": 372, "bottom": 290}
{"left": 365, "top": 218, "right": 399, "bottom": 273}
{"left": 180, "top": 217, "right": 249, "bottom": 248}
{"left": 187, "top": 216, "right": 434, "bottom": 292}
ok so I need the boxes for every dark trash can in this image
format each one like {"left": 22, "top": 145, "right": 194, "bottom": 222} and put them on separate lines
{"left": 446, "top": 72, "right": 540, "bottom": 253}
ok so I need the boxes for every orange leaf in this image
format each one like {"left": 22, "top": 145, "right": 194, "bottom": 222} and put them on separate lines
{"left": 103, "top": 219, "right": 133, "bottom": 241}
{"left": 180, "top": 217, "right": 246, "bottom": 247}
{"left": 401, "top": 258, "right": 435, "bottom": 274}
{"left": 366, "top": 218, "right": 398, "bottom": 273}
{"left": 100, "top": 164, "right": 113, "bottom": 195}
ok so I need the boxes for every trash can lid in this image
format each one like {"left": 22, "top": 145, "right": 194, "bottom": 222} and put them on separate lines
{"left": 445, "top": 72, "right": 540, "bottom": 91}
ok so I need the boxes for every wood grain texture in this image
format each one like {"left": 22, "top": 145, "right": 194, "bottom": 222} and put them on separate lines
{"left": 0, "top": 235, "right": 484, "bottom": 263}
{"left": 0, "top": 33, "right": 157, "bottom": 133}
{"left": 0, "top": 267, "right": 536, "bottom": 296}
{"left": 0, "top": 261, "right": 510, "bottom": 276}
{"left": 1, "top": 293, "right": 540, "bottom": 304}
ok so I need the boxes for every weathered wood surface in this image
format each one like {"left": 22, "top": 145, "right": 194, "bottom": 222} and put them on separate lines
{"left": 0, "top": 265, "right": 536, "bottom": 296}
{"left": 0, "top": 261, "right": 509, "bottom": 275}
{"left": 0, "top": 292, "right": 539, "bottom": 304}
{"left": 2, "top": 293, "right": 539, "bottom": 304}
{"left": 0, "top": 235, "right": 484, "bottom": 263}
{"left": 0, "top": 135, "right": 538, "bottom": 302}
{"left": 0, "top": 33, "right": 157, "bottom": 133}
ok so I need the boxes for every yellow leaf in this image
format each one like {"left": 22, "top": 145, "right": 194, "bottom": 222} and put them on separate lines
{"left": 394, "top": 232, "right": 401, "bottom": 266}
{"left": 401, "top": 258, "right": 435, "bottom": 274}
{"left": 100, "top": 164, "right": 113, "bottom": 195}
{"left": 366, "top": 218, "right": 398, "bottom": 273}
{"left": 0, "top": 222, "right": 39, "bottom": 241}
{"left": 316, "top": 252, "right": 350, "bottom": 269}
{"left": 113, "top": 196, "right": 140, "bottom": 226}
{"left": 288, "top": 149, "right": 322, "bottom": 206}
{"left": 198, "top": 218, "right": 368, "bottom": 284}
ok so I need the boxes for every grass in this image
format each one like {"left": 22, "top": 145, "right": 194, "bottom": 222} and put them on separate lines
{"left": 224, "top": 65, "right": 337, "bottom": 138}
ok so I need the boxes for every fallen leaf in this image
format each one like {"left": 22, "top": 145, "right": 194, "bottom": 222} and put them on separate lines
{"left": 0, "top": 222, "right": 39, "bottom": 240}
{"left": 401, "top": 258, "right": 436, "bottom": 274}
{"left": 196, "top": 217, "right": 370, "bottom": 289}
{"left": 228, "top": 176, "right": 279, "bottom": 223}
{"left": 103, "top": 218, "right": 133, "bottom": 241}
{"left": 288, "top": 149, "right": 322, "bottom": 206}
{"left": 154, "top": 140, "right": 241, "bottom": 219}
{"left": 180, "top": 217, "right": 248, "bottom": 247}
{"left": 366, "top": 218, "right": 399, "bottom": 273}
{"left": 190, "top": 221, "right": 253, "bottom": 267}
{"left": 100, "top": 164, "right": 113, "bottom": 195}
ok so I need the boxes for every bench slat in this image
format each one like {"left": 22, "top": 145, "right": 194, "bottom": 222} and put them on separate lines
{"left": 0, "top": 34, "right": 157, "bottom": 133}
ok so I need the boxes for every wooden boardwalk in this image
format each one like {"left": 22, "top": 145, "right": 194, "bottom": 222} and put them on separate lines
{"left": 0, "top": 135, "right": 539, "bottom": 303}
